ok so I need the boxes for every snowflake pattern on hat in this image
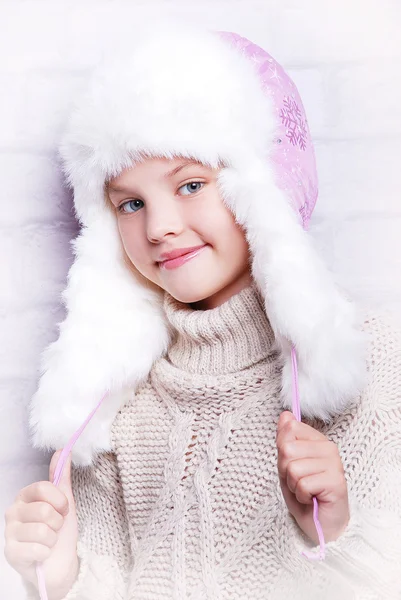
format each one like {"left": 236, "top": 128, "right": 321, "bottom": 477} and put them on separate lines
{"left": 280, "top": 96, "right": 308, "bottom": 150}
{"left": 217, "top": 31, "right": 318, "bottom": 230}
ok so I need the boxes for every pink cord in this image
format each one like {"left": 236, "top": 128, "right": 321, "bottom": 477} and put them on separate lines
{"left": 291, "top": 346, "right": 326, "bottom": 561}
{"left": 35, "top": 392, "right": 108, "bottom": 600}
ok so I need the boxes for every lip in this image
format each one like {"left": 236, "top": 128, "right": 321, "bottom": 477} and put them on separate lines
{"left": 158, "top": 245, "right": 206, "bottom": 262}
{"left": 157, "top": 244, "right": 207, "bottom": 270}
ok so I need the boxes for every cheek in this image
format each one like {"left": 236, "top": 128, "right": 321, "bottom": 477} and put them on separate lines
{"left": 230, "top": 226, "right": 250, "bottom": 269}
{"left": 117, "top": 219, "right": 146, "bottom": 265}
{"left": 205, "top": 206, "right": 248, "bottom": 259}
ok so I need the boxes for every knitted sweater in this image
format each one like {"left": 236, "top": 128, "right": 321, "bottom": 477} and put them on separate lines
{"left": 25, "top": 284, "right": 401, "bottom": 600}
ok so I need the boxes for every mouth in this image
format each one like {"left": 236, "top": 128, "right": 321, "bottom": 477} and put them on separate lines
{"left": 157, "top": 244, "right": 208, "bottom": 270}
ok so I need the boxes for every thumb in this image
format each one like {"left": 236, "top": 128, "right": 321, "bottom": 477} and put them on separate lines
{"left": 277, "top": 410, "right": 296, "bottom": 430}
{"left": 49, "top": 449, "right": 73, "bottom": 495}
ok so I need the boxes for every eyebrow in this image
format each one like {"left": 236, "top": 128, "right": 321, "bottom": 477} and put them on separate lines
{"left": 163, "top": 160, "right": 199, "bottom": 179}
{"left": 107, "top": 160, "right": 204, "bottom": 194}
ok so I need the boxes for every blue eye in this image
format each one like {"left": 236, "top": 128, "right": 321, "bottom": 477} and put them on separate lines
{"left": 118, "top": 199, "right": 144, "bottom": 214}
{"left": 179, "top": 182, "right": 204, "bottom": 195}
{"left": 117, "top": 182, "right": 203, "bottom": 214}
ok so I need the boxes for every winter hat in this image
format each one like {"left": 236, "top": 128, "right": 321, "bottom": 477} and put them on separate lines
{"left": 29, "top": 25, "right": 367, "bottom": 466}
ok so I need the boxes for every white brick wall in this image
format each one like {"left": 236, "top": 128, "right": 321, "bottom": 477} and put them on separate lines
{"left": 1, "top": 1, "right": 400, "bottom": 595}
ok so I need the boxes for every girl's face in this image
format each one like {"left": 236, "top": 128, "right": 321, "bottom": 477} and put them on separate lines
{"left": 107, "top": 156, "right": 252, "bottom": 309}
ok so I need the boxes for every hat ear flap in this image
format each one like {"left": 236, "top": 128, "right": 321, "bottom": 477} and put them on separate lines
{"left": 29, "top": 207, "right": 170, "bottom": 465}
{"left": 217, "top": 160, "right": 367, "bottom": 421}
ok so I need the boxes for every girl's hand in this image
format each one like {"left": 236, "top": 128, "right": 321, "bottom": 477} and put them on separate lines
{"left": 4, "top": 450, "right": 79, "bottom": 600}
{"left": 276, "top": 411, "right": 350, "bottom": 545}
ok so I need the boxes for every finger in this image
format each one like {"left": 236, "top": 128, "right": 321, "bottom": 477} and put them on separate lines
{"left": 284, "top": 458, "right": 327, "bottom": 494}
{"left": 276, "top": 417, "right": 327, "bottom": 449}
{"left": 278, "top": 448, "right": 330, "bottom": 480}
{"left": 15, "top": 502, "right": 64, "bottom": 532}
{"left": 276, "top": 412, "right": 296, "bottom": 445}
{"left": 11, "top": 522, "right": 58, "bottom": 549}
{"left": 277, "top": 415, "right": 327, "bottom": 445}
{"left": 277, "top": 440, "right": 337, "bottom": 478}
{"left": 293, "top": 471, "right": 346, "bottom": 505}
{"left": 4, "top": 539, "right": 51, "bottom": 565}
{"left": 16, "top": 481, "right": 69, "bottom": 517}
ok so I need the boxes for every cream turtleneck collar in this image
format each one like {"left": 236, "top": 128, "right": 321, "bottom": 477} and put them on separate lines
{"left": 162, "top": 283, "right": 278, "bottom": 375}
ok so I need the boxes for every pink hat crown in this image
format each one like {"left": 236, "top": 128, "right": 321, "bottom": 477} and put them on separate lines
{"left": 218, "top": 31, "right": 318, "bottom": 228}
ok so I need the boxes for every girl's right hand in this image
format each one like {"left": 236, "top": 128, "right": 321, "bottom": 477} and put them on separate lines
{"left": 4, "top": 450, "right": 80, "bottom": 600}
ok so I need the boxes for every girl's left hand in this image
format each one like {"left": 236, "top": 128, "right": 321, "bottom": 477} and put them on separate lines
{"left": 276, "top": 411, "right": 350, "bottom": 545}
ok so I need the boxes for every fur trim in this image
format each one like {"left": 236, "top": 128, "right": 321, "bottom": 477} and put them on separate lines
{"left": 217, "top": 160, "right": 368, "bottom": 421}
{"left": 29, "top": 208, "right": 170, "bottom": 465}
{"left": 58, "top": 27, "right": 274, "bottom": 225}
{"left": 29, "top": 25, "right": 367, "bottom": 465}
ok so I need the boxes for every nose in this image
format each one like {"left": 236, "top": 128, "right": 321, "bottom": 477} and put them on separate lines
{"left": 145, "top": 198, "right": 184, "bottom": 243}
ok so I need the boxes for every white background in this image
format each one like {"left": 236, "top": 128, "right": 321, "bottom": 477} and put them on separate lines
{"left": 1, "top": 0, "right": 400, "bottom": 596}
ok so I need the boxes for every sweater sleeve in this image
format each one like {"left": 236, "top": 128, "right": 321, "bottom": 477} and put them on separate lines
{"left": 291, "top": 312, "right": 401, "bottom": 599}
{"left": 23, "top": 450, "right": 131, "bottom": 600}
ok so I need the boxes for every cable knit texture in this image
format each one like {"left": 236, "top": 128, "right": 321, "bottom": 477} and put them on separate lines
{"left": 25, "top": 284, "right": 401, "bottom": 599}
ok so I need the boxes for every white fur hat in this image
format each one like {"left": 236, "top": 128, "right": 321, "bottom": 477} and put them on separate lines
{"left": 29, "top": 24, "right": 367, "bottom": 466}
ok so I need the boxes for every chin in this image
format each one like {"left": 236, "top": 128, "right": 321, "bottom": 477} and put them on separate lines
{"left": 168, "top": 289, "right": 212, "bottom": 305}
{"left": 163, "top": 279, "right": 221, "bottom": 306}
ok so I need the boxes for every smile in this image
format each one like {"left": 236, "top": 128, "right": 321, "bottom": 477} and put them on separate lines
{"left": 158, "top": 245, "right": 208, "bottom": 270}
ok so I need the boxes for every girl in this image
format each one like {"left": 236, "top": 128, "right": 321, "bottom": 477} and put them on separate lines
{"left": 4, "top": 24, "right": 401, "bottom": 600}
